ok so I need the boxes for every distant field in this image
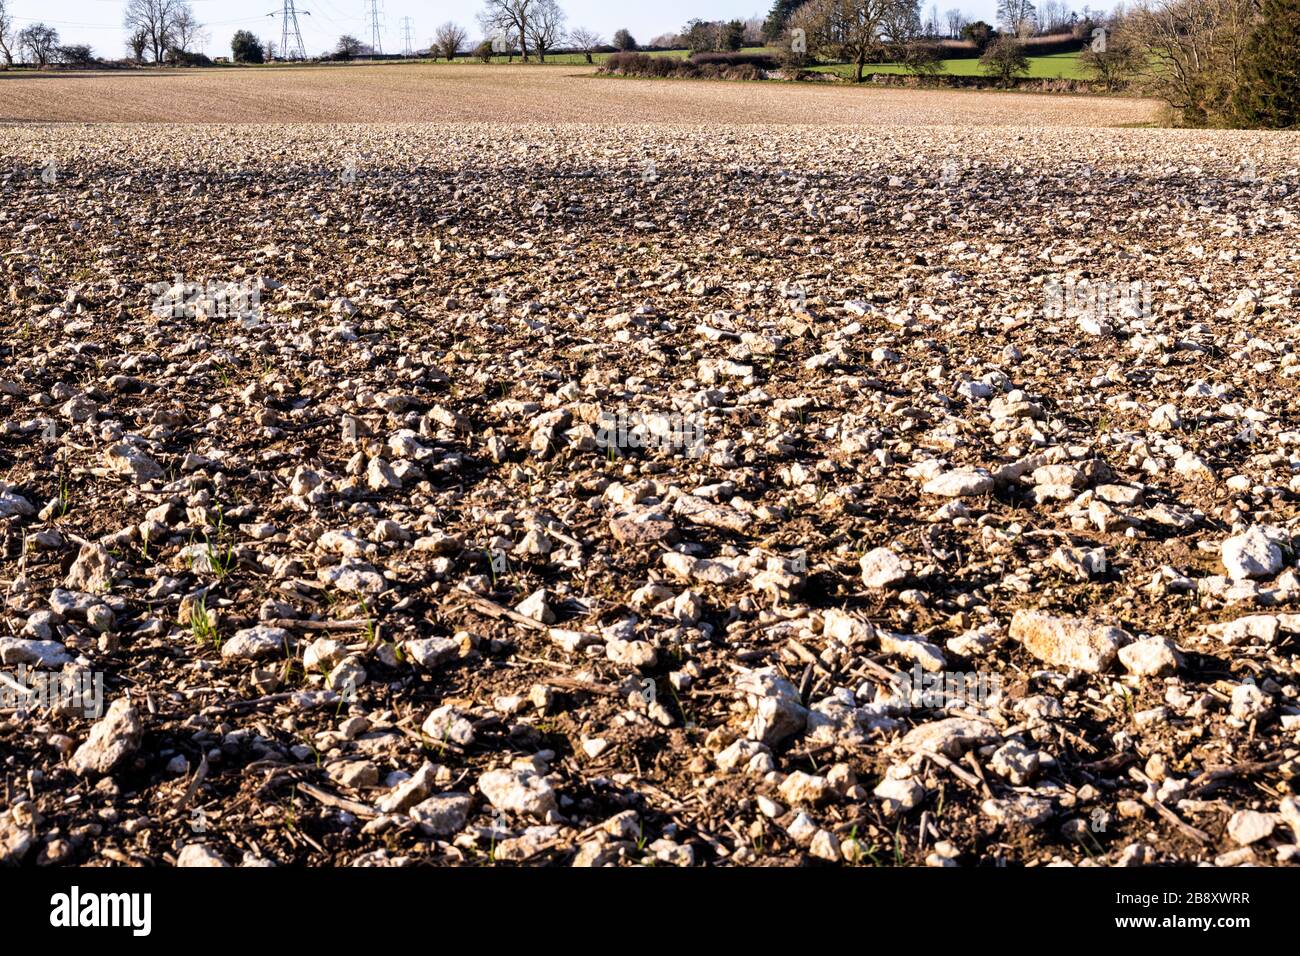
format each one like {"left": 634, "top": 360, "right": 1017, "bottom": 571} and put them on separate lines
{"left": 315, "top": 49, "right": 697, "bottom": 67}
{"left": 0, "top": 63, "right": 1156, "bottom": 126}
{"left": 470, "top": 49, "right": 694, "bottom": 66}
{"left": 813, "top": 51, "right": 1088, "bottom": 81}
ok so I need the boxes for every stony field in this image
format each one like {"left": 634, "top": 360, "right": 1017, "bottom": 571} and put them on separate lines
{"left": 1, "top": 70, "right": 1299, "bottom": 868}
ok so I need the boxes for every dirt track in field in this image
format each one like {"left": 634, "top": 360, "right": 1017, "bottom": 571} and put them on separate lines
{"left": 0, "top": 63, "right": 1162, "bottom": 126}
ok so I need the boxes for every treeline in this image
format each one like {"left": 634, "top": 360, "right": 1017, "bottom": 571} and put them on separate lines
{"left": 1118, "top": 0, "right": 1297, "bottom": 128}
{"left": 0, "top": 0, "right": 211, "bottom": 68}
{"left": 0, "top": 0, "right": 630, "bottom": 67}
{"left": 970, "top": 0, "right": 1297, "bottom": 127}
{"left": 0, "top": 1, "right": 95, "bottom": 68}
{"left": 758, "top": 0, "right": 1297, "bottom": 127}
{"left": 760, "top": 0, "right": 1113, "bottom": 45}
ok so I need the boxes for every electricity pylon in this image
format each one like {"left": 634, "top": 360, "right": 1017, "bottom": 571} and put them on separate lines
{"left": 365, "top": 0, "right": 384, "bottom": 55}
{"left": 271, "top": 2, "right": 309, "bottom": 61}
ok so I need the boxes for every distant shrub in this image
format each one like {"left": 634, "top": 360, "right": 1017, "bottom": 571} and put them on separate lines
{"left": 57, "top": 45, "right": 97, "bottom": 67}
{"left": 688, "top": 51, "right": 778, "bottom": 70}
{"left": 167, "top": 49, "right": 213, "bottom": 67}
{"left": 980, "top": 35, "right": 1030, "bottom": 86}
{"left": 893, "top": 42, "right": 946, "bottom": 77}
{"left": 601, "top": 51, "right": 770, "bottom": 81}
{"left": 1022, "top": 32, "right": 1086, "bottom": 55}
{"left": 603, "top": 52, "right": 677, "bottom": 76}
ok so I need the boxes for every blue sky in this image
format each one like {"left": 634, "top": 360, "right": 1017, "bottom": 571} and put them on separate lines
{"left": 8, "top": 0, "right": 1008, "bottom": 58}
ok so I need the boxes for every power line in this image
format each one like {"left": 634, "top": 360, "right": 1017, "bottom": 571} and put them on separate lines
{"left": 307, "top": 0, "right": 354, "bottom": 27}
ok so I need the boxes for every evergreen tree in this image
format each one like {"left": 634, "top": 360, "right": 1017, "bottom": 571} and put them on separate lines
{"left": 762, "top": 0, "right": 807, "bottom": 42}
{"left": 1232, "top": 0, "right": 1300, "bottom": 128}
{"left": 962, "top": 19, "right": 996, "bottom": 49}
{"left": 722, "top": 19, "right": 746, "bottom": 50}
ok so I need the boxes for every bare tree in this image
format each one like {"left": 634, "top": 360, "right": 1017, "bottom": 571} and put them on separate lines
{"left": 924, "top": 3, "right": 941, "bottom": 35}
{"left": 127, "top": 27, "right": 149, "bottom": 63}
{"left": 883, "top": 0, "right": 947, "bottom": 72}
{"left": 335, "top": 35, "right": 364, "bottom": 59}
{"left": 525, "top": 0, "right": 566, "bottom": 62}
{"left": 1079, "top": 15, "right": 1141, "bottom": 88}
{"left": 1038, "top": 0, "right": 1057, "bottom": 30}
{"left": 434, "top": 21, "right": 469, "bottom": 61}
{"left": 569, "top": 26, "right": 602, "bottom": 63}
{"left": 944, "top": 7, "right": 967, "bottom": 36}
{"left": 169, "top": 5, "right": 205, "bottom": 54}
{"left": 1039, "top": 0, "right": 1071, "bottom": 31}
{"left": 881, "top": 0, "right": 924, "bottom": 46}
{"left": 18, "top": 22, "right": 59, "bottom": 67}
{"left": 997, "top": 0, "right": 1038, "bottom": 36}
{"left": 478, "top": 0, "right": 533, "bottom": 62}
{"left": 682, "top": 18, "right": 720, "bottom": 52}
{"left": 1127, "top": 0, "right": 1258, "bottom": 125}
{"left": 0, "top": 0, "right": 14, "bottom": 68}
{"left": 123, "top": 0, "right": 185, "bottom": 64}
